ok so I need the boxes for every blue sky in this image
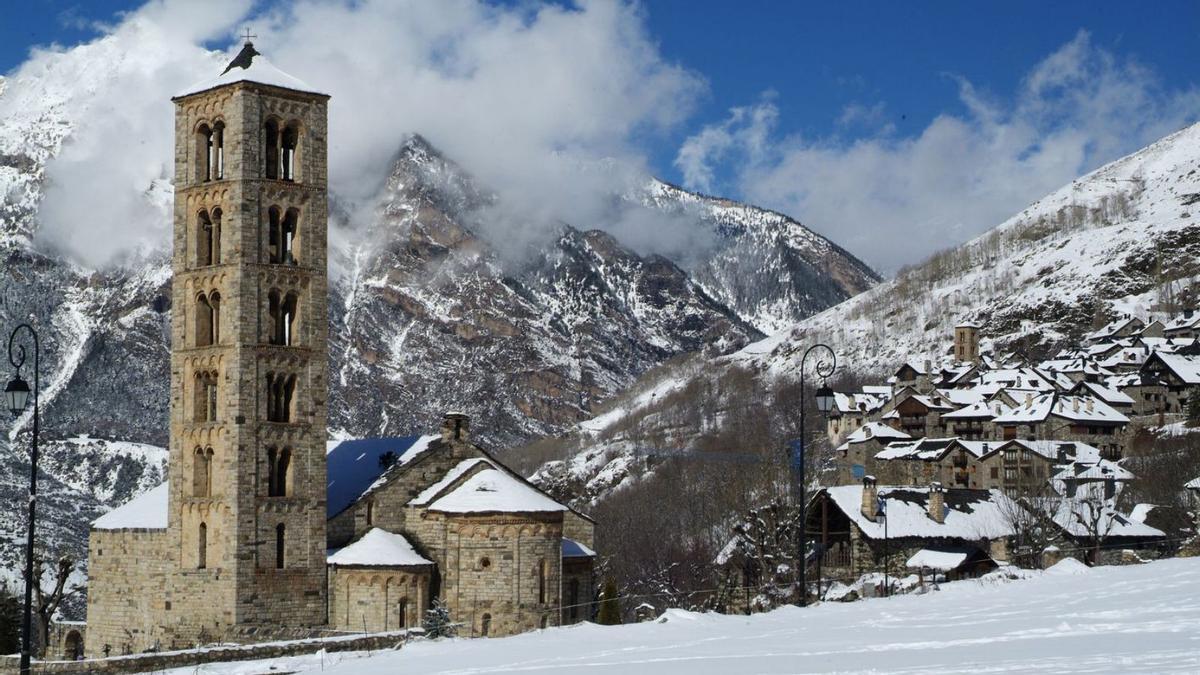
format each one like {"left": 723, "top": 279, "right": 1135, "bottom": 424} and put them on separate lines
{"left": 4, "top": 1, "right": 1199, "bottom": 270}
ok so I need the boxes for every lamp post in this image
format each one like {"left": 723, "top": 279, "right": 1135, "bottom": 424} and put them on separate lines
{"left": 6, "top": 324, "right": 40, "bottom": 675}
{"left": 878, "top": 494, "right": 888, "bottom": 597}
{"left": 793, "top": 343, "right": 835, "bottom": 607}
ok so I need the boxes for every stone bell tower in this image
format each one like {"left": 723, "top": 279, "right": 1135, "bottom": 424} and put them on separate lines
{"left": 166, "top": 41, "right": 330, "bottom": 637}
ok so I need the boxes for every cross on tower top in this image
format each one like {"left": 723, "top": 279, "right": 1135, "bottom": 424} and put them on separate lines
{"left": 241, "top": 27, "right": 257, "bottom": 44}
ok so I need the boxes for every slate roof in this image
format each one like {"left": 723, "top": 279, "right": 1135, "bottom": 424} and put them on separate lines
{"left": 326, "top": 435, "right": 438, "bottom": 518}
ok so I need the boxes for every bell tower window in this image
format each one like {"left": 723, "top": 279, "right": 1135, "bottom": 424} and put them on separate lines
{"left": 195, "top": 293, "right": 213, "bottom": 346}
{"left": 275, "top": 523, "right": 286, "bottom": 569}
{"left": 264, "top": 119, "right": 279, "bottom": 179}
{"left": 266, "top": 373, "right": 296, "bottom": 423}
{"left": 282, "top": 122, "right": 300, "bottom": 181}
{"left": 196, "top": 124, "right": 213, "bottom": 182}
{"left": 267, "top": 446, "right": 291, "bottom": 497}
{"left": 193, "top": 447, "right": 214, "bottom": 497}
{"left": 267, "top": 207, "right": 300, "bottom": 264}
{"left": 198, "top": 522, "right": 208, "bottom": 569}
{"left": 269, "top": 290, "right": 300, "bottom": 346}
{"left": 212, "top": 121, "right": 225, "bottom": 179}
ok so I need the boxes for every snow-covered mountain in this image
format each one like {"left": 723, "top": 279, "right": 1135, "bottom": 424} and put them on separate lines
{"left": 0, "top": 40, "right": 876, "bottom": 596}
{"left": 534, "top": 121, "right": 1200, "bottom": 504}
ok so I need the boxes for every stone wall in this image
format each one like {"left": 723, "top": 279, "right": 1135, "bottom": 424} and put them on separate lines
{"left": 1, "top": 631, "right": 409, "bottom": 675}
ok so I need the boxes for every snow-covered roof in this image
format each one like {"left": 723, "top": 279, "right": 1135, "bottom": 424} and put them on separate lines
{"left": 176, "top": 43, "right": 326, "bottom": 99}
{"left": 327, "top": 435, "right": 439, "bottom": 517}
{"left": 1163, "top": 313, "right": 1200, "bottom": 332}
{"left": 1072, "top": 381, "right": 1135, "bottom": 406}
{"left": 1047, "top": 498, "right": 1164, "bottom": 539}
{"left": 833, "top": 391, "right": 888, "bottom": 414}
{"left": 942, "top": 400, "right": 1005, "bottom": 419}
{"left": 327, "top": 528, "right": 433, "bottom": 567}
{"left": 825, "top": 485, "right": 1018, "bottom": 540}
{"left": 841, "top": 422, "right": 911, "bottom": 446}
{"left": 1143, "top": 352, "right": 1200, "bottom": 385}
{"left": 905, "top": 547, "right": 973, "bottom": 571}
{"left": 875, "top": 438, "right": 995, "bottom": 461}
{"left": 92, "top": 482, "right": 168, "bottom": 530}
{"left": 1086, "top": 316, "right": 1144, "bottom": 342}
{"left": 1129, "top": 504, "right": 1156, "bottom": 524}
{"left": 426, "top": 468, "right": 568, "bottom": 514}
{"left": 410, "top": 457, "right": 495, "bottom": 506}
{"left": 563, "top": 538, "right": 597, "bottom": 558}
{"left": 992, "top": 393, "right": 1128, "bottom": 425}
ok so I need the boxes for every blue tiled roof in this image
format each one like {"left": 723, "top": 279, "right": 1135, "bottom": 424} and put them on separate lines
{"left": 326, "top": 436, "right": 428, "bottom": 518}
{"left": 562, "top": 538, "right": 596, "bottom": 558}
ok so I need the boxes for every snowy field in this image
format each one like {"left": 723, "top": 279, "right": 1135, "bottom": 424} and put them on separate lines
{"left": 167, "top": 557, "right": 1200, "bottom": 674}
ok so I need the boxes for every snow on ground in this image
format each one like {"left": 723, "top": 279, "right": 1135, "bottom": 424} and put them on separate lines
{"left": 165, "top": 557, "right": 1200, "bottom": 674}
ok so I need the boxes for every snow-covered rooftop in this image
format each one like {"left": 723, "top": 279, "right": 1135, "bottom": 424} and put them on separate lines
{"left": 426, "top": 468, "right": 568, "bottom": 514}
{"left": 826, "top": 485, "right": 1017, "bottom": 540}
{"left": 992, "top": 393, "right": 1128, "bottom": 425}
{"left": 841, "top": 422, "right": 911, "bottom": 445}
{"left": 176, "top": 42, "right": 325, "bottom": 99}
{"left": 563, "top": 538, "right": 597, "bottom": 558}
{"left": 905, "top": 547, "right": 972, "bottom": 571}
{"left": 327, "top": 528, "right": 433, "bottom": 567}
{"left": 92, "top": 482, "right": 168, "bottom": 530}
{"left": 1145, "top": 352, "right": 1200, "bottom": 385}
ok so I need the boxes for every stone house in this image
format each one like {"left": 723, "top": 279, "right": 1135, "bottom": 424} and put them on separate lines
{"left": 1137, "top": 351, "right": 1200, "bottom": 417}
{"left": 1085, "top": 316, "right": 1146, "bottom": 344}
{"left": 992, "top": 392, "right": 1128, "bottom": 460}
{"left": 826, "top": 389, "right": 890, "bottom": 446}
{"left": 869, "top": 438, "right": 992, "bottom": 488}
{"left": 832, "top": 422, "right": 911, "bottom": 484}
{"left": 807, "top": 479, "right": 1017, "bottom": 583}
{"left": 1163, "top": 311, "right": 1200, "bottom": 340}
{"left": 882, "top": 389, "right": 956, "bottom": 438}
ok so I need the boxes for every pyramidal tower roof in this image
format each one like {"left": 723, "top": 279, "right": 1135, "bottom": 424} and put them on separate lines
{"left": 175, "top": 40, "right": 326, "bottom": 99}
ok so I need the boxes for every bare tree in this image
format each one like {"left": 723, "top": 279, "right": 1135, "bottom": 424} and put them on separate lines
{"left": 996, "top": 480, "right": 1063, "bottom": 568}
{"left": 31, "top": 551, "right": 81, "bottom": 657}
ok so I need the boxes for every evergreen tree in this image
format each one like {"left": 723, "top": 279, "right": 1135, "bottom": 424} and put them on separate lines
{"left": 1188, "top": 394, "right": 1200, "bottom": 426}
{"left": 596, "top": 578, "right": 622, "bottom": 625}
{"left": 422, "top": 599, "right": 457, "bottom": 638}
{"left": 0, "top": 585, "right": 19, "bottom": 656}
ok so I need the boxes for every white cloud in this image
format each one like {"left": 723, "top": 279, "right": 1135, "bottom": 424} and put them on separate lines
{"left": 676, "top": 31, "right": 1200, "bottom": 274}
{"left": 23, "top": 0, "right": 703, "bottom": 268}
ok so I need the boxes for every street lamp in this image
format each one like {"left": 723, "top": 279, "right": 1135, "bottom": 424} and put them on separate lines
{"left": 793, "top": 343, "right": 836, "bottom": 607}
{"left": 7, "top": 324, "right": 40, "bottom": 675}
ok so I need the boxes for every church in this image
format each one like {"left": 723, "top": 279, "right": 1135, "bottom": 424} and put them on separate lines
{"left": 83, "top": 41, "right": 595, "bottom": 657}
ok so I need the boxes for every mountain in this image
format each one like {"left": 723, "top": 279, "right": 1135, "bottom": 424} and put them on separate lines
{"left": 533, "top": 121, "right": 1200, "bottom": 505}
{"left": 0, "top": 47, "right": 876, "bottom": 596}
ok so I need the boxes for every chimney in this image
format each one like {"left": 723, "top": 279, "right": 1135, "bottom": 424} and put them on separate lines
{"left": 924, "top": 359, "right": 932, "bottom": 375}
{"left": 1025, "top": 392, "right": 1033, "bottom": 407}
{"left": 861, "top": 476, "right": 878, "bottom": 520}
{"left": 1087, "top": 398, "right": 1094, "bottom": 413}
{"left": 1072, "top": 398, "right": 1080, "bottom": 413}
{"left": 865, "top": 425, "right": 873, "bottom": 438}
{"left": 440, "top": 412, "right": 471, "bottom": 443}
{"left": 928, "top": 482, "right": 946, "bottom": 523}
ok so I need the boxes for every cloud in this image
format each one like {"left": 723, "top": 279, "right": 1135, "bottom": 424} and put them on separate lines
{"left": 19, "top": 0, "right": 704, "bottom": 269}
{"left": 676, "top": 30, "right": 1200, "bottom": 274}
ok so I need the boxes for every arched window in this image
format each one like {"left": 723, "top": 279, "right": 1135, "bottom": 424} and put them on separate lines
{"left": 276, "top": 447, "right": 291, "bottom": 497}
{"left": 264, "top": 119, "right": 279, "bottom": 179}
{"left": 196, "top": 124, "right": 213, "bottom": 182}
{"left": 266, "top": 373, "right": 295, "bottom": 423}
{"left": 212, "top": 121, "right": 225, "bottom": 180}
{"left": 195, "top": 293, "right": 213, "bottom": 347}
{"left": 210, "top": 208, "right": 222, "bottom": 265}
{"left": 281, "top": 208, "right": 298, "bottom": 264}
{"left": 281, "top": 122, "right": 300, "bottom": 181}
{"left": 198, "top": 522, "right": 208, "bottom": 569}
{"left": 267, "top": 447, "right": 278, "bottom": 496}
{"left": 397, "top": 598, "right": 408, "bottom": 629}
{"left": 281, "top": 292, "right": 298, "bottom": 345}
{"left": 193, "top": 446, "right": 210, "bottom": 494}
{"left": 267, "top": 206, "right": 281, "bottom": 263}
{"left": 537, "top": 559, "right": 547, "bottom": 604}
{"left": 197, "top": 210, "right": 213, "bottom": 266}
{"left": 275, "top": 523, "right": 286, "bottom": 569}
{"left": 480, "top": 613, "right": 491, "bottom": 637}
{"left": 194, "top": 371, "right": 218, "bottom": 422}
{"left": 208, "top": 291, "right": 221, "bottom": 344}
{"left": 366, "top": 500, "right": 374, "bottom": 526}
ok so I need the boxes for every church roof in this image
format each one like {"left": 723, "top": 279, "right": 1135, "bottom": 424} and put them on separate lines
{"left": 426, "top": 468, "right": 569, "bottom": 515}
{"left": 326, "top": 435, "right": 439, "bottom": 518}
{"left": 92, "top": 482, "right": 168, "bottom": 530}
{"left": 562, "top": 538, "right": 596, "bottom": 558}
{"left": 327, "top": 528, "right": 433, "bottom": 568}
{"left": 175, "top": 42, "right": 326, "bottom": 99}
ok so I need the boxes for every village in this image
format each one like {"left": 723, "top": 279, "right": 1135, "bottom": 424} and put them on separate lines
{"left": 780, "top": 315, "right": 1200, "bottom": 594}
